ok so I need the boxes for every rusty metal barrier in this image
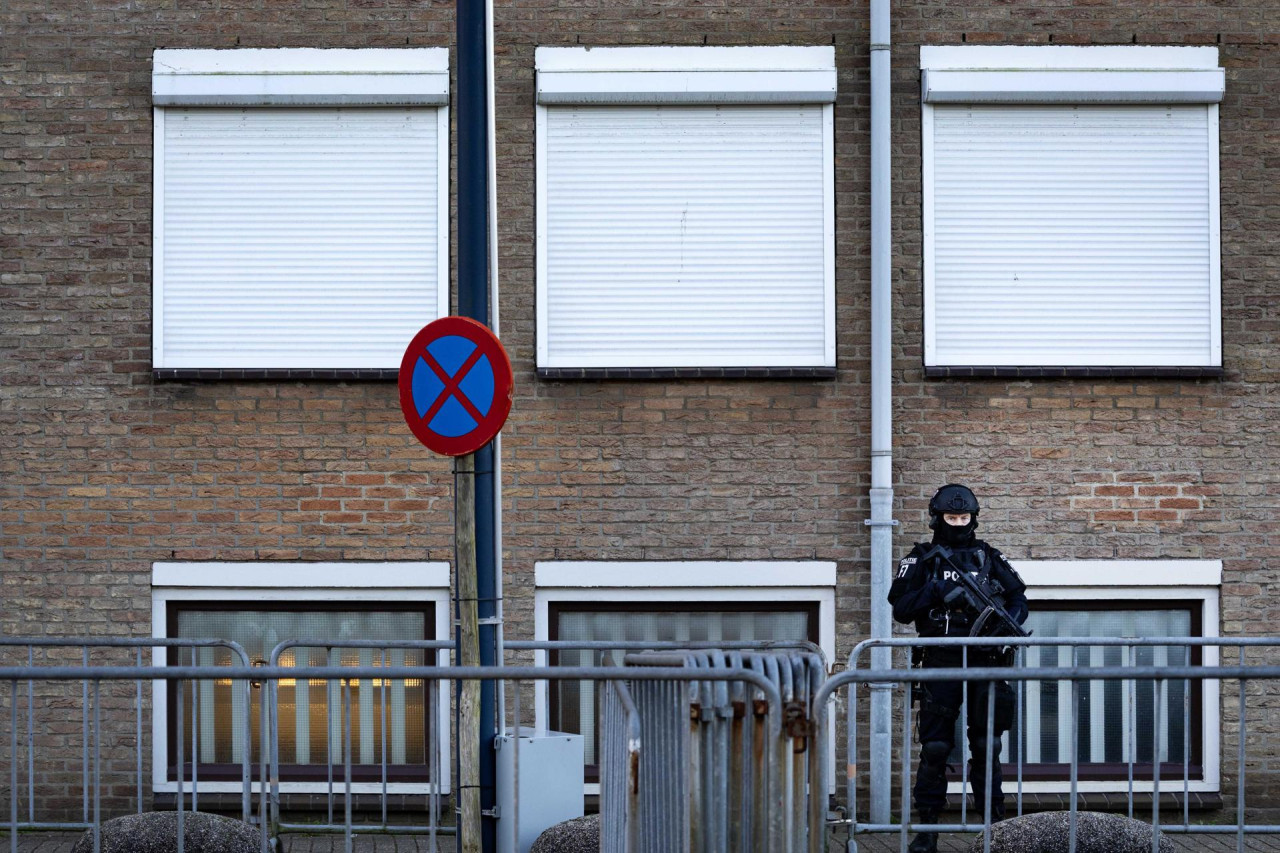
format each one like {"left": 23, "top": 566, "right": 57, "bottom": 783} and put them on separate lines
{"left": 599, "top": 649, "right": 825, "bottom": 853}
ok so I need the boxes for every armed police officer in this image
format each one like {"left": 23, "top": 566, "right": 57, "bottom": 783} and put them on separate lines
{"left": 888, "top": 484, "right": 1029, "bottom": 853}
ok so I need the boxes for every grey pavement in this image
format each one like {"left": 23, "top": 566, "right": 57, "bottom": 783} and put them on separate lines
{"left": 0, "top": 835, "right": 457, "bottom": 853}
{"left": 9, "top": 829, "right": 1280, "bottom": 852}
{"left": 844, "top": 830, "right": 1280, "bottom": 852}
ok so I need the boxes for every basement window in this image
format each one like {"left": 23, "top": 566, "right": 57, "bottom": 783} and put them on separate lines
{"left": 958, "top": 559, "right": 1223, "bottom": 795}
{"left": 533, "top": 560, "right": 836, "bottom": 785}
{"left": 151, "top": 562, "right": 451, "bottom": 794}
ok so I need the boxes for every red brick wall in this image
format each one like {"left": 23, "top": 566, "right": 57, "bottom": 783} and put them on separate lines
{"left": 2, "top": 0, "right": 1278, "bottom": 819}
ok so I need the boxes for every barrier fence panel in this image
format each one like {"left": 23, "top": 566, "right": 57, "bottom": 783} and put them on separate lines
{"left": 0, "top": 637, "right": 252, "bottom": 847}
{"left": 0, "top": 656, "right": 787, "bottom": 853}
{"left": 819, "top": 636, "right": 1280, "bottom": 853}
{"left": 8, "top": 636, "right": 1280, "bottom": 853}
{"left": 263, "top": 639, "right": 455, "bottom": 845}
{"left": 598, "top": 650, "right": 824, "bottom": 853}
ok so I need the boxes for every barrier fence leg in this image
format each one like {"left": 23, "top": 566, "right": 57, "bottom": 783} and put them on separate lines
{"left": 344, "top": 681, "right": 353, "bottom": 853}
{"left": 1069, "top": 679, "right": 1079, "bottom": 853}
{"left": 1015, "top": 649, "right": 1024, "bottom": 819}
{"left": 982, "top": 682, "right": 994, "bottom": 853}
{"left": 899, "top": 682, "right": 912, "bottom": 853}
{"left": 1157, "top": 676, "right": 1167, "bottom": 850}
{"left": 1237, "top": 663, "right": 1247, "bottom": 853}
{"left": 93, "top": 680, "right": 101, "bottom": 853}
{"left": 11, "top": 679, "right": 19, "bottom": 853}
{"left": 177, "top": 670, "right": 184, "bottom": 853}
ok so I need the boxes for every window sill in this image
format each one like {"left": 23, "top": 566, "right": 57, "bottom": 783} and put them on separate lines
{"left": 537, "top": 366, "right": 836, "bottom": 380}
{"left": 924, "top": 366, "right": 1224, "bottom": 380}
{"left": 940, "top": 790, "right": 1223, "bottom": 813}
{"left": 153, "top": 368, "right": 398, "bottom": 381}
{"left": 152, "top": 789, "right": 445, "bottom": 811}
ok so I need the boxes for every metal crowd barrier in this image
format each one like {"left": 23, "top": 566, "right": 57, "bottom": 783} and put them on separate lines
{"left": 0, "top": 655, "right": 785, "bottom": 853}
{"left": 9, "top": 635, "right": 1280, "bottom": 853}
{"left": 600, "top": 649, "right": 826, "bottom": 853}
{"left": 264, "top": 639, "right": 455, "bottom": 847}
{"left": 0, "top": 637, "right": 252, "bottom": 853}
{"left": 249, "top": 639, "right": 822, "bottom": 847}
{"left": 821, "top": 636, "right": 1280, "bottom": 853}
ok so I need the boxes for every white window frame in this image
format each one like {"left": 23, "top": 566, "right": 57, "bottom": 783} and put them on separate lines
{"left": 950, "top": 559, "right": 1222, "bottom": 795}
{"left": 920, "top": 45, "right": 1224, "bottom": 370}
{"left": 151, "top": 48, "right": 451, "bottom": 371}
{"left": 534, "top": 46, "right": 837, "bottom": 371}
{"left": 150, "top": 561, "right": 452, "bottom": 795}
{"left": 534, "top": 560, "right": 837, "bottom": 793}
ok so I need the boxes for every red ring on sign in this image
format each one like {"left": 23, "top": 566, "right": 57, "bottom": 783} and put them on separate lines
{"left": 398, "top": 316, "right": 514, "bottom": 457}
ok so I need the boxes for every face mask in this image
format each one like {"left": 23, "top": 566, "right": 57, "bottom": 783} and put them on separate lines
{"left": 933, "top": 520, "right": 976, "bottom": 547}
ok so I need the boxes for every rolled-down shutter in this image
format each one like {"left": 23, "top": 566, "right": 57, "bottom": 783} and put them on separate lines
{"left": 540, "top": 104, "right": 833, "bottom": 369}
{"left": 157, "top": 107, "right": 445, "bottom": 369}
{"left": 927, "top": 104, "right": 1218, "bottom": 368}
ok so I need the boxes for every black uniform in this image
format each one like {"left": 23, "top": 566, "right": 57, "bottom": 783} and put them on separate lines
{"left": 888, "top": 538, "right": 1029, "bottom": 819}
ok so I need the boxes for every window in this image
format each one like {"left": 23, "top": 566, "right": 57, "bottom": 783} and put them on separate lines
{"left": 920, "top": 46, "right": 1225, "bottom": 373}
{"left": 151, "top": 562, "right": 451, "bottom": 794}
{"left": 169, "top": 604, "right": 434, "bottom": 782}
{"left": 955, "top": 559, "right": 1222, "bottom": 795}
{"left": 151, "top": 49, "right": 450, "bottom": 372}
{"left": 533, "top": 561, "right": 836, "bottom": 785}
{"left": 535, "top": 47, "right": 836, "bottom": 375}
{"left": 1015, "top": 604, "right": 1200, "bottom": 779}
{"left": 551, "top": 601, "right": 819, "bottom": 775}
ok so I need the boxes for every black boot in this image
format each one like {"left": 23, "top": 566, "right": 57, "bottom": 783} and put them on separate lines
{"left": 972, "top": 793, "right": 1006, "bottom": 825}
{"left": 908, "top": 809, "right": 939, "bottom": 853}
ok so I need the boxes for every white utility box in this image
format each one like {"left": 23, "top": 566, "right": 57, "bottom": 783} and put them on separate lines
{"left": 495, "top": 728, "right": 585, "bottom": 853}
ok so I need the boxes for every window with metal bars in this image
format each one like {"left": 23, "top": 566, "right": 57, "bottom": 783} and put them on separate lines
{"left": 167, "top": 603, "right": 435, "bottom": 782}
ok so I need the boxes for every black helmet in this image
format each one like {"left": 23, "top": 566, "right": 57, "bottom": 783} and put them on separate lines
{"left": 928, "top": 483, "right": 979, "bottom": 545}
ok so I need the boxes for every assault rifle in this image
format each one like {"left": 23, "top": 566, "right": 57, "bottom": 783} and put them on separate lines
{"left": 921, "top": 544, "right": 1031, "bottom": 639}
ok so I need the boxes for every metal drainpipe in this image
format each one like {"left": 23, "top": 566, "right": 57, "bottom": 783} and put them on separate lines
{"left": 457, "top": 0, "right": 499, "bottom": 846}
{"left": 486, "top": 0, "right": 505, "bottom": 731}
{"left": 867, "top": 0, "right": 898, "bottom": 828}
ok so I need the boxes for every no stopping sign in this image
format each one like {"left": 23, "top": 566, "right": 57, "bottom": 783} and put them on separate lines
{"left": 398, "top": 316, "right": 513, "bottom": 457}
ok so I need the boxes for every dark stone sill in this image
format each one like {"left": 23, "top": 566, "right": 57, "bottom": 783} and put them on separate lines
{"left": 154, "top": 367, "right": 840, "bottom": 381}
{"left": 537, "top": 366, "right": 837, "bottom": 380}
{"left": 924, "top": 366, "right": 1224, "bottom": 379}
{"left": 154, "top": 369, "right": 398, "bottom": 381}
{"left": 151, "top": 791, "right": 438, "bottom": 813}
{"left": 941, "top": 790, "right": 1224, "bottom": 813}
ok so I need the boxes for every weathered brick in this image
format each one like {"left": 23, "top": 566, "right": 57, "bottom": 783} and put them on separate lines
{"left": 3, "top": 0, "right": 1278, "bottom": 823}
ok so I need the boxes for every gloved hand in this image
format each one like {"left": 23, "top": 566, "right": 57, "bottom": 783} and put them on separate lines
{"left": 922, "top": 578, "right": 950, "bottom": 606}
{"left": 943, "top": 585, "right": 980, "bottom": 615}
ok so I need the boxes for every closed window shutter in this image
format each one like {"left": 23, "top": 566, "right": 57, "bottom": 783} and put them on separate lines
{"left": 927, "top": 104, "right": 1217, "bottom": 368}
{"left": 542, "top": 104, "right": 832, "bottom": 368}
{"left": 157, "top": 107, "right": 443, "bottom": 369}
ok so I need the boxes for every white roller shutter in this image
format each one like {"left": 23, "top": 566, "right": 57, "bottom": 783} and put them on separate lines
{"left": 925, "top": 103, "right": 1220, "bottom": 368}
{"left": 538, "top": 103, "right": 834, "bottom": 369}
{"left": 155, "top": 106, "right": 447, "bottom": 369}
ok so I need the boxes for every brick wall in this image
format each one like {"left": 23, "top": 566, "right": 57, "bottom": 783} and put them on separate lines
{"left": 2, "top": 0, "right": 1278, "bottom": 821}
